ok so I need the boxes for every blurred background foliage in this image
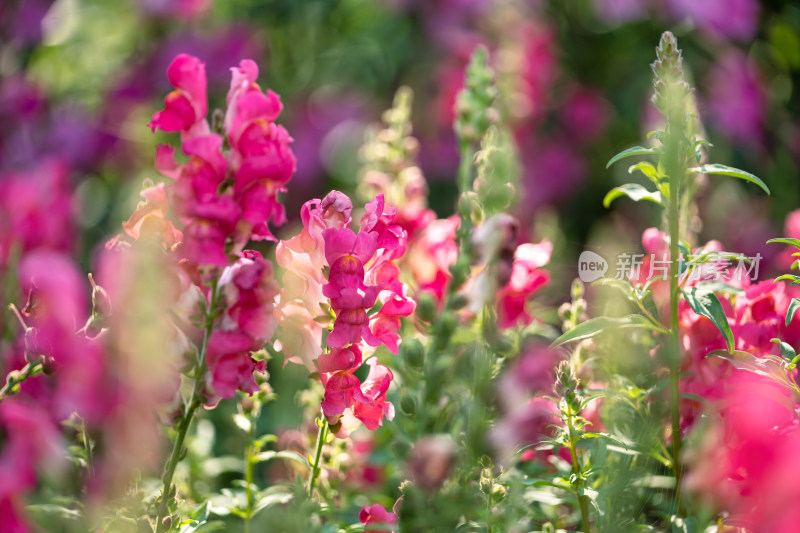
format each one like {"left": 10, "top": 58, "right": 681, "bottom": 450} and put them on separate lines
{"left": 2, "top": 0, "right": 800, "bottom": 525}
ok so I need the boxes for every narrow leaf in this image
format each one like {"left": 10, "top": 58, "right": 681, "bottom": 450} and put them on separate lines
{"left": 767, "top": 237, "right": 800, "bottom": 250}
{"left": 550, "top": 315, "right": 661, "bottom": 347}
{"left": 603, "top": 183, "right": 662, "bottom": 208}
{"left": 606, "top": 146, "right": 658, "bottom": 168}
{"left": 682, "top": 287, "right": 734, "bottom": 353}
{"left": 690, "top": 163, "right": 770, "bottom": 195}
{"left": 581, "top": 432, "right": 629, "bottom": 449}
{"left": 775, "top": 274, "right": 800, "bottom": 285}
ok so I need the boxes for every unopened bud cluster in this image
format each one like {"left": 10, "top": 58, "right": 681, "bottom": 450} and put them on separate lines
{"left": 554, "top": 361, "right": 582, "bottom": 416}
{"left": 454, "top": 46, "right": 498, "bottom": 148}
{"left": 650, "top": 31, "right": 691, "bottom": 114}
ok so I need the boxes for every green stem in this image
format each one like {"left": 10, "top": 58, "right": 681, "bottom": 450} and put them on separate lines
{"left": 486, "top": 484, "right": 493, "bottom": 533}
{"left": 244, "top": 421, "right": 255, "bottom": 533}
{"left": 155, "top": 278, "right": 219, "bottom": 533}
{"left": 307, "top": 417, "right": 328, "bottom": 499}
{"left": 567, "top": 416, "right": 591, "bottom": 533}
{"left": 668, "top": 167, "right": 683, "bottom": 513}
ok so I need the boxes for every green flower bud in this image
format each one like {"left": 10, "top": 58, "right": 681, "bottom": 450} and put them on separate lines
{"left": 415, "top": 292, "right": 436, "bottom": 322}
{"left": 402, "top": 338, "right": 425, "bottom": 369}
{"left": 399, "top": 390, "right": 416, "bottom": 415}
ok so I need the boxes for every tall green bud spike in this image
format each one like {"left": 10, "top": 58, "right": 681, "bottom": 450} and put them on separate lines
{"left": 651, "top": 31, "right": 691, "bottom": 115}
{"left": 454, "top": 46, "right": 498, "bottom": 150}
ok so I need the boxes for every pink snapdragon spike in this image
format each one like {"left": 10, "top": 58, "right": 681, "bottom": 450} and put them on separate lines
{"left": 275, "top": 191, "right": 354, "bottom": 368}
{"left": 359, "top": 503, "right": 399, "bottom": 532}
{"left": 206, "top": 250, "right": 277, "bottom": 400}
{"left": 277, "top": 191, "right": 413, "bottom": 436}
{"left": 148, "top": 54, "right": 209, "bottom": 137}
{"left": 225, "top": 61, "right": 296, "bottom": 242}
{"left": 150, "top": 55, "right": 296, "bottom": 264}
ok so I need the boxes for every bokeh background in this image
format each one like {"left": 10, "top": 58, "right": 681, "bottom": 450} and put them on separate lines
{"left": 2, "top": 0, "right": 800, "bottom": 507}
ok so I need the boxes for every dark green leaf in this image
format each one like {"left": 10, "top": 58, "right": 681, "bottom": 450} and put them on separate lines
{"left": 603, "top": 183, "right": 662, "bottom": 208}
{"left": 682, "top": 287, "right": 734, "bottom": 353}
{"left": 606, "top": 146, "right": 658, "bottom": 168}
{"left": 690, "top": 164, "right": 770, "bottom": 195}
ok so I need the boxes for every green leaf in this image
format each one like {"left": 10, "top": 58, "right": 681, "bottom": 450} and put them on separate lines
{"left": 178, "top": 501, "right": 212, "bottom": 533}
{"left": 770, "top": 338, "right": 796, "bottom": 361}
{"left": 233, "top": 414, "right": 252, "bottom": 433}
{"left": 775, "top": 274, "right": 800, "bottom": 285}
{"left": 603, "top": 183, "right": 662, "bottom": 208}
{"left": 251, "top": 486, "right": 294, "bottom": 517}
{"left": 252, "top": 450, "right": 310, "bottom": 469}
{"left": 707, "top": 349, "right": 800, "bottom": 397}
{"left": 606, "top": 146, "right": 659, "bottom": 168}
{"left": 26, "top": 504, "right": 83, "bottom": 520}
{"left": 767, "top": 237, "right": 800, "bottom": 250}
{"left": 581, "top": 432, "right": 630, "bottom": 449}
{"left": 689, "top": 163, "right": 770, "bottom": 195}
{"left": 550, "top": 315, "right": 662, "bottom": 347}
{"left": 628, "top": 162, "right": 660, "bottom": 184}
{"left": 787, "top": 298, "right": 800, "bottom": 326}
{"left": 682, "top": 287, "right": 734, "bottom": 353}
{"left": 693, "top": 281, "right": 744, "bottom": 296}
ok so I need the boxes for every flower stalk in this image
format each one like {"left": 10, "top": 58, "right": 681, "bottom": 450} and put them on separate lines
{"left": 155, "top": 277, "right": 219, "bottom": 533}
{"left": 652, "top": 31, "right": 692, "bottom": 512}
{"left": 307, "top": 416, "right": 329, "bottom": 499}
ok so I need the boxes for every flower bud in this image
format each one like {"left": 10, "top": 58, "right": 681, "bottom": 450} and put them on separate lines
{"left": 415, "top": 293, "right": 436, "bottom": 323}
{"left": 402, "top": 338, "right": 425, "bottom": 369}
{"left": 399, "top": 390, "right": 416, "bottom": 416}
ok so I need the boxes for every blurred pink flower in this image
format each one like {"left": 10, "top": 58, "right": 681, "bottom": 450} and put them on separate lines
{"left": 561, "top": 86, "right": 611, "bottom": 145}
{"left": 706, "top": 51, "right": 766, "bottom": 145}
{"left": 0, "top": 160, "right": 74, "bottom": 267}
{"left": 497, "top": 241, "right": 552, "bottom": 328}
{"left": 668, "top": 0, "right": 759, "bottom": 41}
{"left": 359, "top": 502, "right": 399, "bottom": 532}
{"left": 686, "top": 372, "right": 800, "bottom": 532}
